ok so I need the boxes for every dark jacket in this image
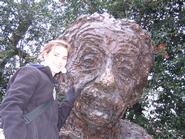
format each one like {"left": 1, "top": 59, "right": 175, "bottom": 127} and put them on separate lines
{"left": 0, "top": 64, "right": 75, "bottom": 139}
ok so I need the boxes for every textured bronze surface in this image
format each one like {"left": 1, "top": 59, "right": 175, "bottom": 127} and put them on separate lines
{"left": 59, "top": 13, "right": 153, "bottom": 139}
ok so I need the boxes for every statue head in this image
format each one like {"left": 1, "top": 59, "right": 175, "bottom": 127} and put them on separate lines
{"left": 59, "top": 13, "right": 153, "bottom": 127}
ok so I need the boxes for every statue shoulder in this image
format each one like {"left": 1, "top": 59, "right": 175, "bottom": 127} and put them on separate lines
{"left": 119, "top": 119, "right": 153, "bottom": 139}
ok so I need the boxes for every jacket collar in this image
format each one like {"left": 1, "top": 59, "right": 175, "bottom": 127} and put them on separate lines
{"left": 27, "top": 64, "right": 58, "bottom": 84}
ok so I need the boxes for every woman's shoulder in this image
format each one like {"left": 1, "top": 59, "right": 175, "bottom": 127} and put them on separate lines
{"left": 18, "top": 64, "right": 41, "bottom": 74}
{"left": 6, "top": 64, "right": 42, "bottom": 89}
{"left": 24, "top": 63, "right": 53, "bottom": 80}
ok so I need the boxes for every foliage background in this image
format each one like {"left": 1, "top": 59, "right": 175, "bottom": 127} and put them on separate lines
{"left": 0, "top": 0, "right": 184, "bottom": 138}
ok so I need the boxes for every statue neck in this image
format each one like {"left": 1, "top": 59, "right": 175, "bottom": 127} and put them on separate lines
{"left": 61, "top": 111, "right": 121, "bottom": 139}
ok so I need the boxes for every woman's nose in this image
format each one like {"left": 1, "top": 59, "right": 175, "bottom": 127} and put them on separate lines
{"left": 58, "top": 57, "right": 67, "bottom": 65}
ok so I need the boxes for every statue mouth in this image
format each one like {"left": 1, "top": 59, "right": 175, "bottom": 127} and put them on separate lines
{"left": 74, "top": 86, "right": 124, "bottom": 126}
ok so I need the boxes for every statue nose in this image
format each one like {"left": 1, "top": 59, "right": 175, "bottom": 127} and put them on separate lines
{"left": 95, "top": 66, "right": 115, "bottom": 89}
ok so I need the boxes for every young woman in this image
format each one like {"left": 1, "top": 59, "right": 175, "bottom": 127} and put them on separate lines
{"left": 0, "top": 39, "right": 90, "bottom": 139}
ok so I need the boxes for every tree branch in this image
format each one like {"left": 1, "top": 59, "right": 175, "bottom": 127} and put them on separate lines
{"left": 10, "top": 14, "right": 33, "bottom": 47}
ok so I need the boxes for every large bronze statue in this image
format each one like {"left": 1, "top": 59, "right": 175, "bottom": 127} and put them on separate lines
{"left": 58, "top": 13, "right": 154, "bottom": 139}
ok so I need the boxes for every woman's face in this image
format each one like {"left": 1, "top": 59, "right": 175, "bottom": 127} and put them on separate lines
{"left": 44, "top": 46, "right": 68, "bottom": 75}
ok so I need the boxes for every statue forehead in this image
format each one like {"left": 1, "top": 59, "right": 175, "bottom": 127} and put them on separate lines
{"left": 71, "top": 23, "right": 140, "bottom": 54}
{"left": 62, "top": 13, "right": 151, "bottom": 61}
{"left": 75, "top": 20, "right": 137, "bottom": 39}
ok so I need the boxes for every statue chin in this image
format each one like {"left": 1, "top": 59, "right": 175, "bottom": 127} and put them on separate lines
{"left": 73, "top": 87, "right": 125, "bottom": 127}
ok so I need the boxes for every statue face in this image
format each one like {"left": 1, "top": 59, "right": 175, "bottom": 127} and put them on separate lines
{"left": 66, "top": 24, "right": 142, "bottom": 127}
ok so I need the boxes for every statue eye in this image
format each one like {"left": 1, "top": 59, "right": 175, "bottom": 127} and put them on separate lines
{"left": 114, "top": 55, "right": 134, "bottom": 80}
{"left": 82, "top": 58, "right": 95, "bottom": 68}
{"left": 79, "top": 54, "right": 99, "bottom": 71}
{"left": 114, "top": 54, "right": 134, "bottom": 68}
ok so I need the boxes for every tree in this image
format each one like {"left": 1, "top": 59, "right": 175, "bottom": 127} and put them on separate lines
{"left": 1, "top": 0, "right": 184, "bottom": 138}
{"left": 106, "top": 0, "right": 185, "bottom": 138}
{"left": 0, "top": 0, "right": 70, "bottom": 97}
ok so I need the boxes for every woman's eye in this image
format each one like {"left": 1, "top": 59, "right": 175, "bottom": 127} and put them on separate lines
{"left": 62, "top": 56, "right": 67, "bottom": 60}
{"left": 54, "top": 53, "right": 59, "bottom": 57}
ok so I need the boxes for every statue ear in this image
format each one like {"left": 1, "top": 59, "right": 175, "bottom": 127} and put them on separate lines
{"left": 126, "top": 85, "right": 144, "bottom": 108}
{"left": 126, "top": 43, "right": 153, "bottom": 108}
